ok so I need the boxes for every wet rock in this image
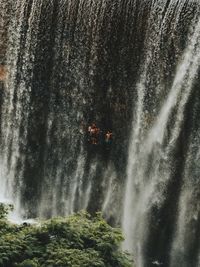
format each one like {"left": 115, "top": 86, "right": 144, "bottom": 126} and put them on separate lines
{"left": 0, "top": 65, "right": 7, "bottom": 81}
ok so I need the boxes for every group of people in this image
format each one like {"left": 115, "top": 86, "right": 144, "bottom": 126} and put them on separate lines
{"left": 87, "top": 123, "right": 113, "bottom": 145}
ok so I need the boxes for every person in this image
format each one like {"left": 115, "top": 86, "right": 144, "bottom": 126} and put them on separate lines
{"left": 105, "top": 130, "right": 112, "bottom": 145}
{"left": 88, "top": 123, "right": 100, "bottom": 145}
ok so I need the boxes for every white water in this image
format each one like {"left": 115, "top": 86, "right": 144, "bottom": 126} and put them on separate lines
{"left": 0, "top": 0, "right": 43, "bottom": 216}
{"left": 123, "top": 12, "right": 200, "bottom": 267}
{"left": 170, "top": 130, "right": 200, "bottom": 267}
{"left": 0, "top": 1, "right": 200, "bottom": 266}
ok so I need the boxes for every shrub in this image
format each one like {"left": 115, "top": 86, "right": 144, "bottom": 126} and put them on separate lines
{"left": 0, "top": 205, "right": 132, "bottom": 267}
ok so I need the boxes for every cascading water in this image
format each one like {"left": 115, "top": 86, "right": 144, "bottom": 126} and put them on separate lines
{"left": 123, "top": 3, "right": 200, "bottom": 267}
{"left": 0, "top": 0, "right": 200, "bottom": 266}
{"left": 1, "top": 0, "right": 138, "bottom": 220}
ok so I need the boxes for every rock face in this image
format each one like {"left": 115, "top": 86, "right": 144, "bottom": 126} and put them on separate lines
{"left": 0, "top": 1, "right": 11, "bottom": 63}
{"left": 0, "top": 1, "right": 200, "bottom": 267}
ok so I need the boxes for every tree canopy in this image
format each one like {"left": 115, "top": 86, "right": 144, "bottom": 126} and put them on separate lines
{"left": 0, "top": 203, "right": 133, "bottom": 267}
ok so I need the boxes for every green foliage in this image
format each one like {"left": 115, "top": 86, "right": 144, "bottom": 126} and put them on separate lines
{"left": 0, "top": 203, "right": 13, "bottom": 220}
{"left": 0, "top": 205, "right": 132, "bottom": 267}
{"left": 18, "top": 259, "right": 39, "bottom": 267}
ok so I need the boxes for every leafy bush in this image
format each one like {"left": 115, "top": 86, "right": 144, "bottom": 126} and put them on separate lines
{"left": 0, "top": 205, "right": 132, "bottom": 267}
{"left": 0, "top": 203, "right": 13, "bottom": 220}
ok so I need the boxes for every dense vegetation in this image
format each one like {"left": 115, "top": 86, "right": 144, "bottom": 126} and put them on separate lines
{"left": 0, "top": 204, "right": 132, "bottom": 267}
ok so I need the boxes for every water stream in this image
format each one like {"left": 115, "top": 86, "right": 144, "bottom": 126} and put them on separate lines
{"left": 0, "top": 1, "right": 200, "bottom": 266}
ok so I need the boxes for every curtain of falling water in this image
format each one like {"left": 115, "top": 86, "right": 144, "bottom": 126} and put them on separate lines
{"left": 0, "top": 0, "right": 148, "bottom": 219}
{"left": 0, "top": 0, "right": 200, "bottom": 266}
{"left": 123, "top": 2, "right": 200, "bottom": 267}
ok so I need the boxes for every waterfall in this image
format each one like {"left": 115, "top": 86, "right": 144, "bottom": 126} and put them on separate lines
{"left": 0, "top": 0, "right": 200, "bottom": 266}
{"left": 1, "top": 0, "right": 136, "bottom": 219}
{"left": 123, "top": 5, "right": 200, "bottom": 267}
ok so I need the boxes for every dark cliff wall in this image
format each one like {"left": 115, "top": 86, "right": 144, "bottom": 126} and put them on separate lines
{"left": 0, "top": 1, "right": 200, "bottom": 266}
